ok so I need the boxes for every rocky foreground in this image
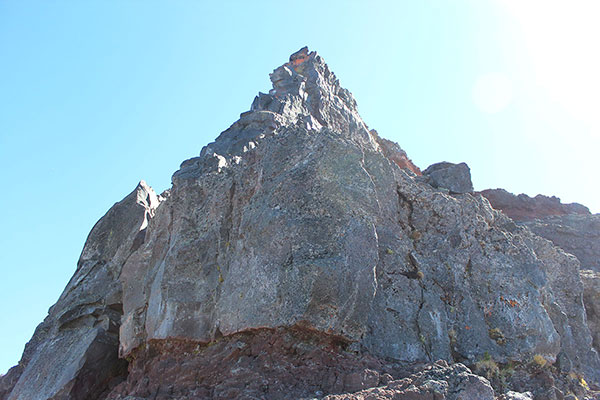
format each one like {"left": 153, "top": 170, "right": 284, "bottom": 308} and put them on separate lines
{"left": 1, "top": 48, "right": 599, "bottom": 400}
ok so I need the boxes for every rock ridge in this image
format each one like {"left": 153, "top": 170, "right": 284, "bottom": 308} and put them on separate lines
{"left": 480, "top": 189, "right": 590, "bottom": 222}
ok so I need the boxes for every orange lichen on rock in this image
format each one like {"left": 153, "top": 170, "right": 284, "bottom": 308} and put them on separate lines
{"left": 286, "top": 46, "right": 312, "bottom": 71}
{"left": 370, "top": 130, "right": 422, "bottom": 176}
{"left": 500, "top": 296, "right": 520, "bottom": 308}
{"left": 289, "top": 55, "right": 309, "bottom": 66}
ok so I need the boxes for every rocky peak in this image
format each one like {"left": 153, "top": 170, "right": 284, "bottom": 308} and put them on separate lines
{"left": 3, "top": 48, "right": 600, "bottom": 400}
{"left": 175, "top": 47, "right": 412, "bottom": 184}
{"left": 259, "top": 46, "right": 363, "bottom": 133}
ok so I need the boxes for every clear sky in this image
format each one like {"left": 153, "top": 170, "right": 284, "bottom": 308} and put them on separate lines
{"left": 1, "top": 1, "right": 599, "bottom": 374}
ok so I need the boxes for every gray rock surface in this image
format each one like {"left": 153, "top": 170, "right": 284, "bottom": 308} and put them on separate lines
{"left": 522, "top": 214, "right": 600, "bottom": 272}
{"left": 582, "top": 270, "right": 600, "bottom": 353}
{"left": 480, "top": 187, "right": 600, "bottom": 361}
{"left": 498, "top": 392, "right": 533, "bottom": 400}
{"left": 4, "top": 182, "right": 160, "bottom": 400}
{"left": 324, "top": 361, "right": 495, "bottom": 400}
{"left": 117, "top": 48, "right": 599, "bottom": 382}
{"left": 422, "top": 162, "right": 473, "bottom": 194}
{"left": 3, "top": 47, "right": 600, "bottom": 399}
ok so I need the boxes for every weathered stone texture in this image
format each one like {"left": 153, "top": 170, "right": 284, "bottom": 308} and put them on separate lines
{"left": 117, "top": 48, "right": 600, "bottom": 385}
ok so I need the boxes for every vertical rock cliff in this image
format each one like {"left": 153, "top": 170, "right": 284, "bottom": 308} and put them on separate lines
{"left": 2, "top": 48, "right": 598, "bottom": 400}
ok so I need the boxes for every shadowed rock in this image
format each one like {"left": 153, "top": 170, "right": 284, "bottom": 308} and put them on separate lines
{"left": 582, "top": 270, "right": 600, "bottom": 353}
{"left": 3, "top": 182, "right": 161, "bottom": 400}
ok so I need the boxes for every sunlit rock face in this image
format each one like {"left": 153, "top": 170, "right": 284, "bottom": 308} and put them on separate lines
{"left": 119, "top": 47, "right": 599, "bottom": 376}
{"left": 481, "top": 187, "right": 600, "bottom": 361}
{"left": 2, "top": 48, "right": 599, "bottom": 400}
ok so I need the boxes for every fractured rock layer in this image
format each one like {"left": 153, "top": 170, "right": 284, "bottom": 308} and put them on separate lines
{"left": 107, "top": 327, "right": 495, "bottom": 400}
{"left": 581, "top": 270, "right": 600, "bottom": 352}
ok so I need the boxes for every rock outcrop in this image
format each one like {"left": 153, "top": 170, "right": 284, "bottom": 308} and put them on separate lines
{"left": 582, "top": 270, "right": 600, "bottom": 352}
{"left": 3, "top": 182, "right": 161, "bottom": 400}
{"left": 423, "top": 162, "right": 473, "bottom": 194}
{"left": 480, "top": 189, "right": 590, "bottom": 222}
{"left": 480, "top": 188, "right": 600, "bottom": 364}
{"left": 2, "top": 48, "right": 599, "bottom": 400}
{"left": 521, "top": 214, "right": 600, "bottom": 273}
{"left": 371, "top": 130, "right": 421, "bottom": 176}
{"left": 107, "top": 327, "right": 496, "bottom": 400}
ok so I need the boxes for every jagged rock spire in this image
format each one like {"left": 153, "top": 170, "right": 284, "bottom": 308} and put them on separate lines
{"left": 196, "top": 47, "right": 373, "bottom": 161}
{"left": 253, "top": 46, "right": 367, "bottom": 135}
{"left": 177, "top": 47, "right": 420, "bottom": 183}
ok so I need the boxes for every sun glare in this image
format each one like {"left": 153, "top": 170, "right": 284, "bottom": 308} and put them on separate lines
{"left": 498, "top": 0, "right": 600, "bottom": 132}
{"left": 472, "top": 72, "right": 513, "bottom": 114}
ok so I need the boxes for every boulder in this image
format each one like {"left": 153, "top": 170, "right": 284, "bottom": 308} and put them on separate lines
{"left": 423, "top": 162, "right": 473, "bottom": 194}
{"left": 324, "top": 361, "right": 495, "bottom": 400}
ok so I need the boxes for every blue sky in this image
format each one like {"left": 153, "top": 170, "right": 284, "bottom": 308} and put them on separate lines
{"left": 1, "top": 1, "right": 599, "bottom": 374}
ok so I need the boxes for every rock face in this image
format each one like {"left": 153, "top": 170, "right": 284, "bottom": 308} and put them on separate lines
{"left": 106, "top": 327, "right": 496, "bottom": 400}
{"left": 581, "top": 270, "right": 600, "bottom": 352}
{"left": 2, "top": 47, "right": 600, "bottom": 400}
{"left": 480, "top": 188, "right": 600, "bottom": 358}
{"left": 480, "top": 189, "right": 590, "bottom": 222}
{"left": 371, "top": 130, "right": 422, "bottom": 176}
{"left": 423, "top": 162, "right": 473, "bottom": 194}
{"left": 521, "top": 214, "right": 600, "bottom": 273}
{"left": 3, "top": 182, "right": 161, "bottom": 400}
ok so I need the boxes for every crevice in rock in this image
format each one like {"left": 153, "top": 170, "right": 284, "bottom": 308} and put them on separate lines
{"left": 396, "top": 185, "right": 415, "bottom": 235}
{"left": 72, "top": 339, "right": 128, "bottom": 400}
{"left": 415, "top": 284, "right": 432, "bottom": 362}
{"left": 357, "top": 143, "right": 382, "bottom": 215}
{"left": 129, "top": 228, "right": 147, "bottom": 254}
{"left": 400, "top": 251, "right": 424, "bottom": 280}
{"left": 220, "top": 180, "right": 236, "bottom": 251}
